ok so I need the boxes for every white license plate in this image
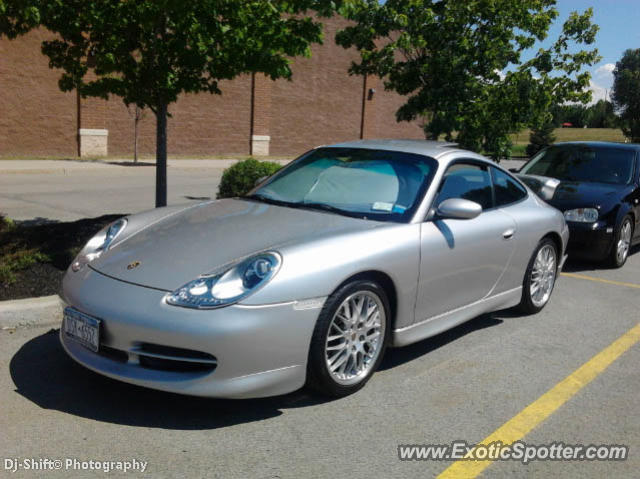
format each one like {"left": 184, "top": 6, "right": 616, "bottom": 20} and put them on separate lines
{"left": 64, "top": 307, "right": 100, "bottom": 352}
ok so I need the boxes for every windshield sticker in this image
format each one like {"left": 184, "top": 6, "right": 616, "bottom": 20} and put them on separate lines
{"left": 372, "top": 202, "right": 394, "bottom": 212}
{"left": 392, "top": 205, "right": 407, "bottom": 213}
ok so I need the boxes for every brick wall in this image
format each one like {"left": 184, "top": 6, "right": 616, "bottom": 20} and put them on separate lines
{"left": 269, "top": 17, "right": 364, "bottom": 155}
{"left": 0, "top": 29, "right": 77, "bottom": 156}
{"left": 0, "top": 18, "right": 425, "bottom": 159}
{"left": 106, "top": 77, "right": 253, "bottom": 157}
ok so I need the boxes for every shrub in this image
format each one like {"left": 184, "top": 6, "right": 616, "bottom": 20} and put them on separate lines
{"left": 217, "top": 158, "right": 282, "bottom": 199}
{"left": 0, "top": 213, "right": 15, "bottom": 233}
{"left": 526, "top": 122, "right": 556, "bottom": 157}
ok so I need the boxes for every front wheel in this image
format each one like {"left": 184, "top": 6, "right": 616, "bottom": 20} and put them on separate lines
{"left": 608, "top": 215, "right": 633, "bottom": 268}
{"left": 306, "top": 280, "right": 390, "bottom": 397}
{"left": 517, "top": 238, "right": 558, "bottom": 314}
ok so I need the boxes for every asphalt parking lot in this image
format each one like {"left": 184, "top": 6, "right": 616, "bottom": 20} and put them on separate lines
{"left": 0, "top": 159, "right": 231, "bottom": 222}
{"left": 1, "top": 246, "right": 638, "bottom": 478}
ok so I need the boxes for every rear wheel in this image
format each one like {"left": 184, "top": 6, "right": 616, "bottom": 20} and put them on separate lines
{"left": 608, "top": 215, "right": 633, "bottom": 268}
{"left": 517, "top": 238, "right": 558, "bottom": 314}
{"left": 306, "top": 280, "right": 390, "bottom": 397}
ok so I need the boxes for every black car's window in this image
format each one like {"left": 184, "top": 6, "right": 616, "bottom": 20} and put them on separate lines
{"left": 436, "top": 163, "right": 493, "bottom": 210}
{"left": 520, "top": 145, "right": 635, "bottom": 185}
{"left": 491, "top": 167, "right": 527, "bottom": 207}
{"left": 249, "top": 147, "right": 438, "bottom": 223}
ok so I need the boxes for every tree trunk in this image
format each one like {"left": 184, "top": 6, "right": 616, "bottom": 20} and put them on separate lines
{"left": 155, "top": 103, "right": 168, "bottom": 207}
{"left": 133, "top": 108, "right": 139, "bottom": 164}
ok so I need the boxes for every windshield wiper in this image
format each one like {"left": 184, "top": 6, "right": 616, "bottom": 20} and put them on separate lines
{"left": 244, "top": 195, "right": 366, "bottom": 219}
{"left": 243, "top": 194, "right": 296, "bottom": 208}
{"left": 296, "top": 202, "right": 365, "bottom": 219}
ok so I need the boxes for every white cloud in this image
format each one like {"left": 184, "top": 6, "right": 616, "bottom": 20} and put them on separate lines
{"left": 494, "top": 69, "right": 506, "bottom": 80}
{"left": 588, "top": 79, "right": 609, "bottom": 104}
{"left": 595, "top": 63, "right": 615, "bottom": 76}
{"left": 588, "top": 63, "right": 615, "bottom": 104}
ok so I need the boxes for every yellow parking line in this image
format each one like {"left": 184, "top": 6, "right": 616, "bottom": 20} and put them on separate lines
{"left": 437, "top": 323, "right": 640, "bottom": 479}
{"left": 560, "top": 272, "right": 640, "bottom": 289}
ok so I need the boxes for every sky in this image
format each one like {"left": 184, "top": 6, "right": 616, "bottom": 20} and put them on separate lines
{"left": 541, "top": 0, "right": 640, "bottom": 103}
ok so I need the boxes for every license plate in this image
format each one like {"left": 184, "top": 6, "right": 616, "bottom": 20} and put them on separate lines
{"left": 63, "top": 307, "right": 100, "bottom": 352}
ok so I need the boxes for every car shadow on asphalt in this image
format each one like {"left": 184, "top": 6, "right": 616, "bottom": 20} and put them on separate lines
{"left": 9, "top": 329, "right": 325, "bottom": 430}
{"left": 10, "top": 315, "right": 503, "bottom": 430}
{"left": 561, "top": 244, "right": 640, "bottom": 273}
{"left": 379, "top": 314, "right": 503, "bottom": 371}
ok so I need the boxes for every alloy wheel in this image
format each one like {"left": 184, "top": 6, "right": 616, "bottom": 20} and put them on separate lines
{"left": 616, "top": 219, "right": 632, "bottom": 265}
{"left": 324, "top": 291, "right": 386, "bottom": 386}
{"left": 530, "top": 244, "right": 557, "bottom": 308}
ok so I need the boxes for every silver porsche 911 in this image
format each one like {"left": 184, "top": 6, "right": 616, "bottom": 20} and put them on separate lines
{"left": 61, "top": 140, "right": 568, "bottom": 398}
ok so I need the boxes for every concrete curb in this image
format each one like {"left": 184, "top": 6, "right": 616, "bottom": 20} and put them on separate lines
{"left": 0, "top": 295, "right": 63, "bottom": 329}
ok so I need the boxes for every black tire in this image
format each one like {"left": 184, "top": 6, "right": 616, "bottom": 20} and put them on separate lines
{"left": 306, "top": 279, "right": 391, "bottom": 397}
{"left": 517, "top": 238, "right": 558, "bottom": 315}
{"left": 607, "top": 215, "right": 634, "bottom": 268}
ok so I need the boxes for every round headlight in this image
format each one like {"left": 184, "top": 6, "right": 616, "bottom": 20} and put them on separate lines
{"left": 166, "top": 252, "right": 281, "bottom": 309}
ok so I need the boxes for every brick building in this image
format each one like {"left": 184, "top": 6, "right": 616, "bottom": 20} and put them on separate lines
{"left": 0, "top": 17, "right": 424, "bottom": 158}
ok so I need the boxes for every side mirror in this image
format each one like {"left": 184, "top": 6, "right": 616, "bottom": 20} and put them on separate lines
{"left": 254, "top": 176, "right": 267, "bottom": 187}
{"left": 436, "top": 198, "right": 482, "bottom": 220}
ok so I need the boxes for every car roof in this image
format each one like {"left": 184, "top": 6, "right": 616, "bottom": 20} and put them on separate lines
{"left": 320, "top": 139, "right": 464, "bottom": 159}
{"left": 552, "top": 141, "right": 640, "bottom": 151}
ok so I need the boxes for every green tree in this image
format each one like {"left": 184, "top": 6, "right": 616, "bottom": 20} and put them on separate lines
{"left": 586, "top": 100, "right": 617, "bottom": 129}
{"left": 612, "top": 48, "right": 640, "bottom": 142}
{"left": 526, "top": 122, "right": 556, "bottom": 157}
{"left": 336, "top": 0, "right": 600, "bottom": 160}
{"left": 0, "top": 0, "right": 342, "bottom": 206}
{"left": 551, "top": 103, "right": 589, "bottom": 128}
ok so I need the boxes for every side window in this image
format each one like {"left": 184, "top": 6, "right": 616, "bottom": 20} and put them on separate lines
{"left": 437, "top": 162, "right": 493, "bottom": 210}
{"left": 491, "top": 167, "right": 527, "bottom": 207}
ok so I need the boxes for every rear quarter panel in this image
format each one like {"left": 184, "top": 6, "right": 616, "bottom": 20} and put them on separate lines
{"left": 496, "top": 194, "right": 567, "bottom": 293}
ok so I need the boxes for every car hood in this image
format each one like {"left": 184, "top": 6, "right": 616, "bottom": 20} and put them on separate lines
{"left": 90, "top": 199, "right": 375, "bottom": 291}
{"left": 546, "top": 181, "right": 625, "bottom": 211}
{"left": 517, "top": 173, "right": 625, "bottom": 211}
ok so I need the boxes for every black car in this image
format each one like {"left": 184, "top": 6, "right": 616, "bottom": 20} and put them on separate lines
{"left": 516, "top": 142, "right": 640, "bottom": 268}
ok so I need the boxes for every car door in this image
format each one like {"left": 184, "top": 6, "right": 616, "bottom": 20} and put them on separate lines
{"left": 415, "top": 161, "right": 516, "bottom": 322}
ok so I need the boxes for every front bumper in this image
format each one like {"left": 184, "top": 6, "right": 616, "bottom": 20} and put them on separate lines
{"left": 60, "top": 267, "right": 324, "bottom": 398}
{"left": 565, "top": 221, "right": 614, "bottom": 261}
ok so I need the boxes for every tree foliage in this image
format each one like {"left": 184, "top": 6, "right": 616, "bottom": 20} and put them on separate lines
{"left": 336, "top": 0, "right": 600, "bottom": 160}
{"left": 0, "top": 0, "right": 342, "bottom": 206}
{"left": 526, "top": 121, "right": 556, "bottom": 157}
{"left": 612, "top": 48, "right": 640, "bottom": 142}
{"left": 551, "top": 100, "right": 617, "bottom": 128}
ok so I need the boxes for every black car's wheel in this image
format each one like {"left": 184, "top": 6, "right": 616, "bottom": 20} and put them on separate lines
{"left": 306, "top": 280, "right": 390, "bottom": 397}
{"left": 608, "top": 215, "right": 634, "bottom": 268}
{"left": 517, "top": 238, "right": 558, "bottom": 315}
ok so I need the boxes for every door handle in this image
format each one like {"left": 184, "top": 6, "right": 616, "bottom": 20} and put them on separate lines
{"left": 502, "top": 228, "right": 515, "bottom": 240}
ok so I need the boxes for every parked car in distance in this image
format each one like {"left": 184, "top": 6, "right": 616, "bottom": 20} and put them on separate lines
{"left": 516, "top": 142, "right": 640, "bottom": 267}
{"left": 61, "top": 140, "right": 568, "bottom": 399}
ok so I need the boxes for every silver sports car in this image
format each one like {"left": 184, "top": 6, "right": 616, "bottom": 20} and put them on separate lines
{"left": 61, "top": 140, "right": 568, "bottom": 398}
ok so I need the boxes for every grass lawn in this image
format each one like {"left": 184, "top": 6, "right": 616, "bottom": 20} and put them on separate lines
{"left": 510, "top": 128, "right": 626, "bottom": 148}
{"left": 0, "top": 214, "right": 124, "bottom": 300}
{"left": 507, "top": 128, "right": 628, "bottom": 158}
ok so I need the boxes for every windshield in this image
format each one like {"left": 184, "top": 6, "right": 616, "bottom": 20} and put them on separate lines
{"left": 247, "top": 147, "right": 438, "bottom": 222}
{"left": 520, "top": 145, "right": 636, "bottom": 185}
